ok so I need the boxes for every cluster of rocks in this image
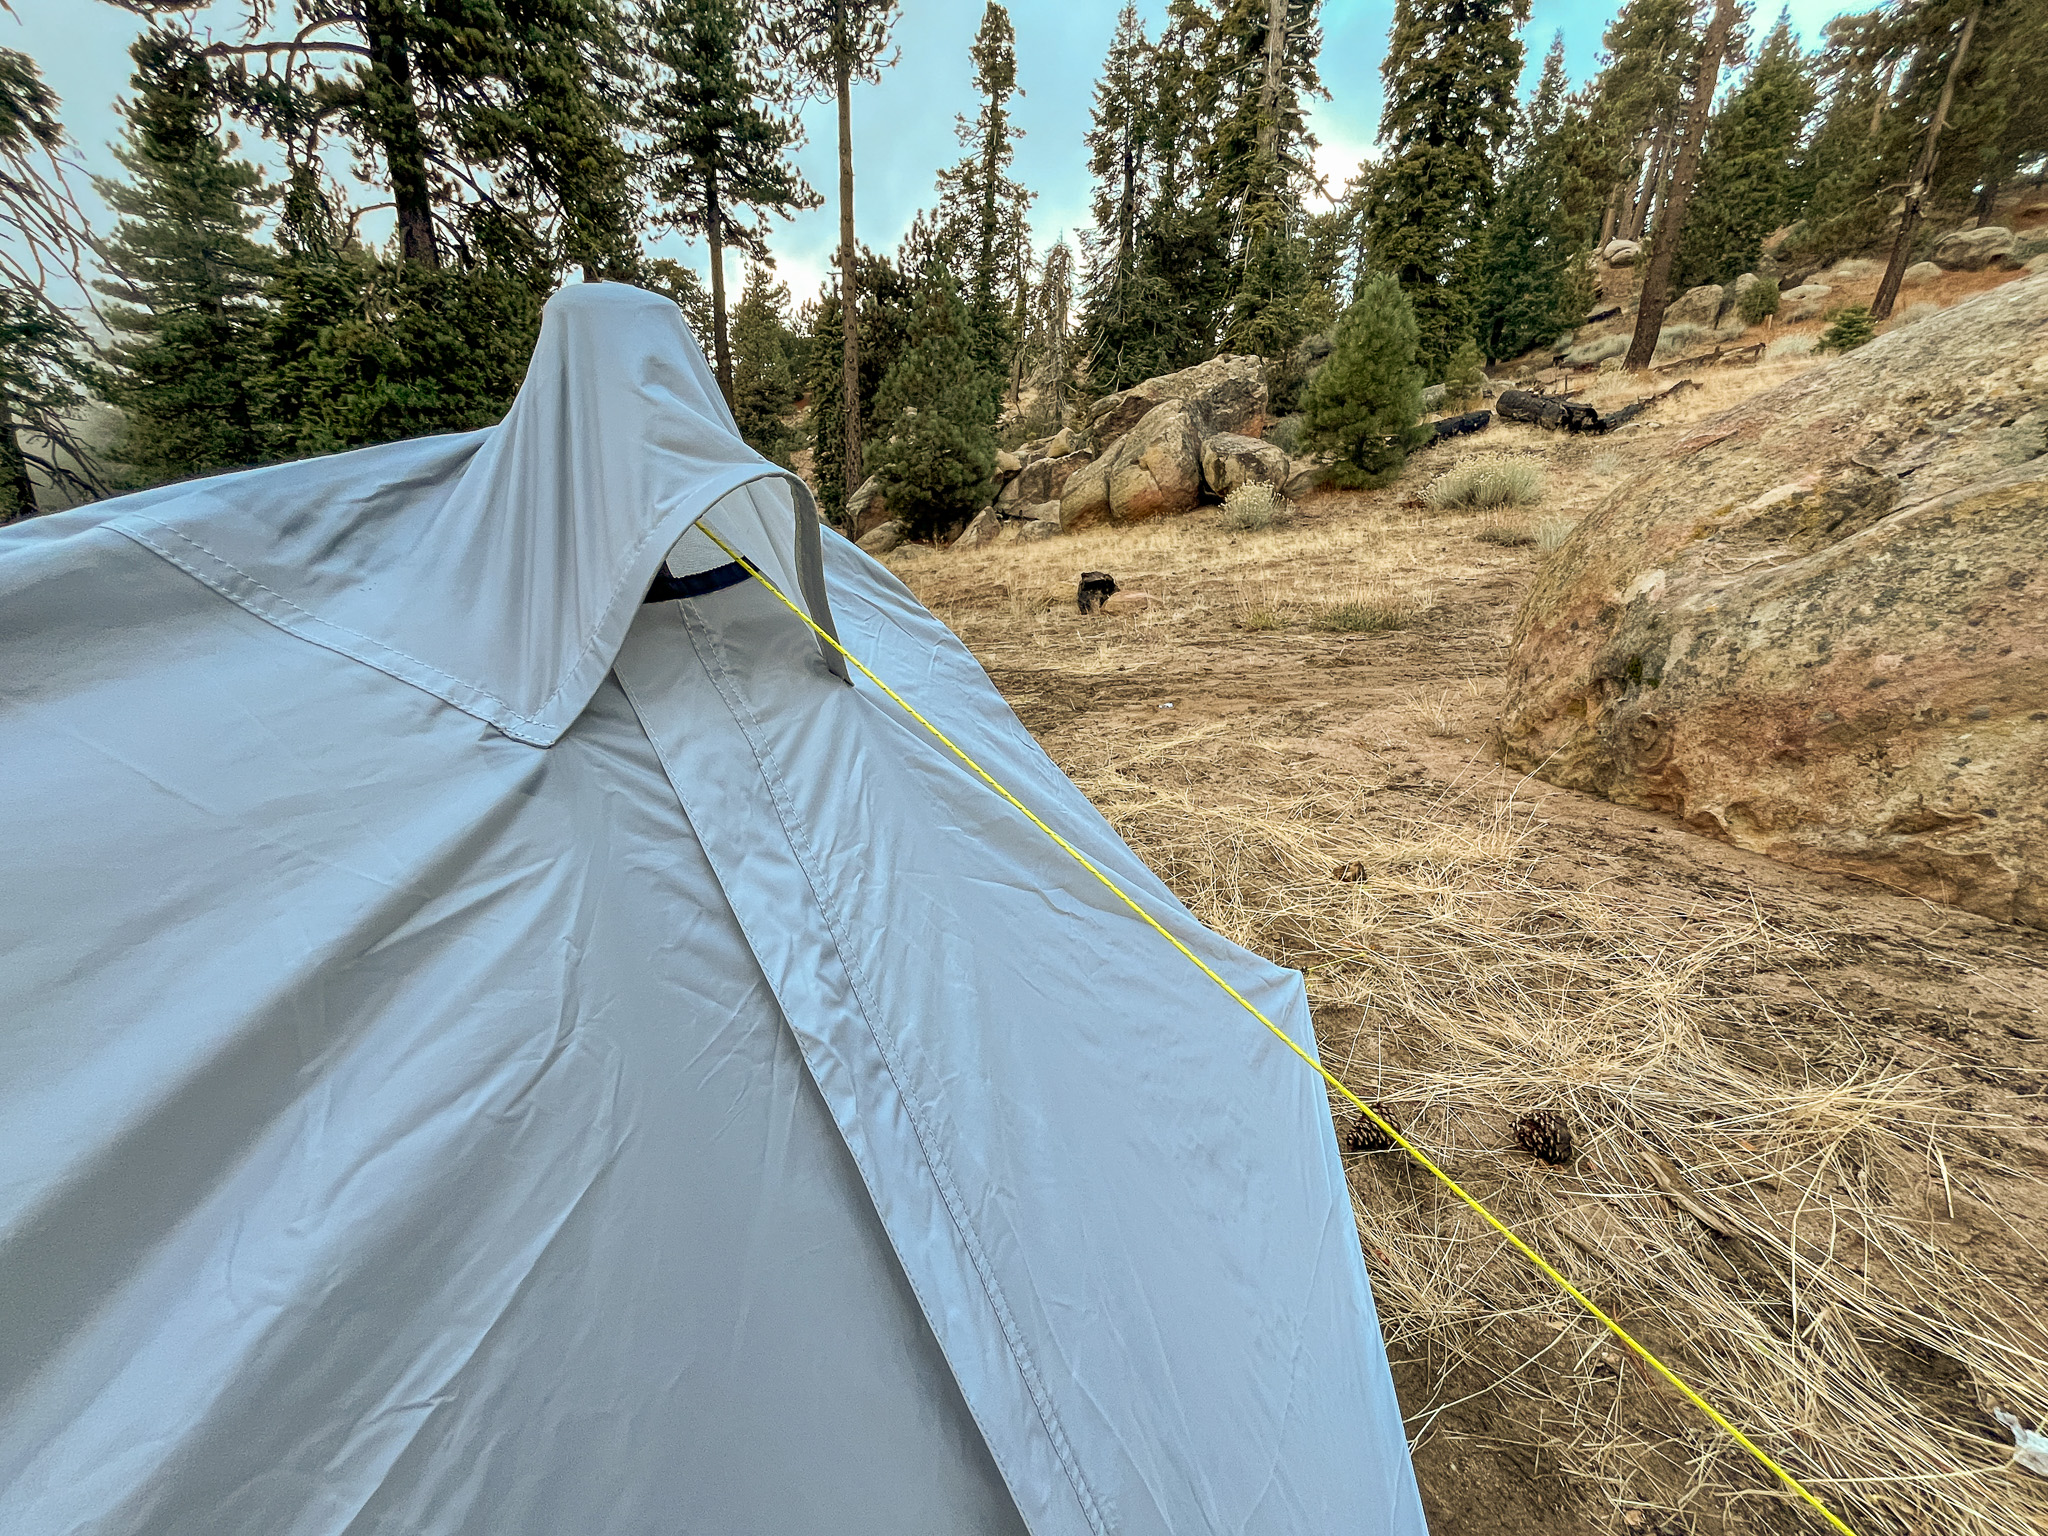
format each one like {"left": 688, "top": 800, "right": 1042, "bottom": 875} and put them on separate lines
{"left": 1497, "top": 274, "right": 2048, "bottom": 928}
{"left": 942, "top": 354, "right": 1331, "bottom": 550}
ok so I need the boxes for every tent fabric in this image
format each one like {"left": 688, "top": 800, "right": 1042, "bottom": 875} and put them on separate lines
{"left": 0, "top": 283, "right": 1427, "bottom": 1535}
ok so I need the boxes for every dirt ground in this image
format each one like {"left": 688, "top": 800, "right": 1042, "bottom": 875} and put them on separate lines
{"left": 878, "top": 346, "right": 2048, "bottom": 1536}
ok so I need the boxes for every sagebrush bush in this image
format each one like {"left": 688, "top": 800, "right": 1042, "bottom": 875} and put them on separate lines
{"left": 1767, "top": 333, "right": 1816, "bottom": 359}
{"left": 1653, "top": 322, "right": 1708, "bottom": 358}
{"left": 1220, "top": 481, "right": 1292, "bottom": 531}
{"left": 1563, "top": 333, "right": 1628, "bottom": 367}
{"left": 1535, "top": 517, "right": 1576, "bottom": 553}
{"left": 1425, "top": 453, "right": 1544, "bottom": 511}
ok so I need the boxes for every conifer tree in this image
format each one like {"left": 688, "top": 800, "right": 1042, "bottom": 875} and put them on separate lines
{"left": 1590, "top": 0, "right": 1700, "bottom": 248}
{"left": 1363, "top": 0, "right": 1528, "bottom": 373}
{"left": 867, "top": 272, "right": 997, "bottom": 539}
{"left": 94, "top": 32, "right": 277, "bottom": 483}
{"left": 805, "top": 288, "right": 848, "bottom": 523}
{"left": 1077, "top": 4, "right": 1153, "bottom": 385}
{"left": 730, "top": 263, "right": 798, "bottom": 460}
{"left": 766, "top": 0, "right": 900, "bottom": 512}
{"left": 641, "top": 0, "right": 817, "bottom": 403}
{"left": 191, "top": 0, "right": 639, "bottom": 275}
{"left": 1476, "top": 33, "right": 1594, "bottom": 361}
{"left": 1779, "top": 12, "right": 1892, "bottom": 269}
{"left": 1675, "top": 14, "right": 1817, "bottom": 287}
{"left": 1300, "top": 273, "right": 1429, "bottom": 489}
{"left": 934, "top": 3, "right": 1032, "bottom": 394}
{"left": 0, "top": 45, "right": 101, "bottom": 517}
{"left": 1033, "top": 236, "right": 1076, "bottom": 429}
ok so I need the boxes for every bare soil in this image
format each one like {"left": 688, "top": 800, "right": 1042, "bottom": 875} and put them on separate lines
{"left": 880, "top": 342, "right": 2048, "bottom": 1535}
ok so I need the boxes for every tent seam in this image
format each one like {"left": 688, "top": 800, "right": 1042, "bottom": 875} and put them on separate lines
{"left": 671, "top": 600, "right": 1110, "bottom": 1536}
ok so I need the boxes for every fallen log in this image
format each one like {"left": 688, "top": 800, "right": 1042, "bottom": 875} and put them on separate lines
{"left": 1495, "top": 389, "right": 1603, "bottom": 434}
{"left": 1596, "top": 377, "right": 1700, "bottom": 432}
{"left": 1428, "top": 409, "right": 1492, "bottom": 441}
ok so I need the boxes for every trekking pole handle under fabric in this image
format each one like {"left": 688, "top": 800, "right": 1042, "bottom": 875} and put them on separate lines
{"left": 698, "top": 524, "right": 1864, "bottom": 1536}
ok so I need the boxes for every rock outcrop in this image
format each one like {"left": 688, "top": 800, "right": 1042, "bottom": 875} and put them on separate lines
{"left": 1089, "top": 355, "right": 1267, "bottom": 452}
{"left": 1496, "top": 278, "right": 2048, "bottom": 928}
{"left": 998, "top": 450, "right": 1092, "bottom": 508}
{"left": 1932, "top": 226, "right": 2016, "bottom": 271}
{"left": 1200, "top": 433, "right": 1291, "bottom": 498}
{"left": 1664, "top": 284, "right": 1725, "bottom": 327}
{"left": 1060, "top": 401, "right": 1205, "bottom": 531}
{"left": 1779, "top": 282, "right": 1832, "bottom": 320}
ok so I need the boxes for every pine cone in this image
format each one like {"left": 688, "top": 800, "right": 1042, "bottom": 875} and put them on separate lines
{"left": 1343, "top": 1107, "right": 1400, "bottom": 1156}
{"left": 1512, "top": 1109, "right": 1574, "bottom": 1166}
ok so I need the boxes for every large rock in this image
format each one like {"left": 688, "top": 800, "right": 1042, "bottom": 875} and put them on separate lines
{"left": 1902, "top": 260, "right": 1944, "bottom": 285}
{"left": 1932, "top": 226, "right": 2016, "bottom": 271}
{"left": 952, "top": 508, "right": 1002, "bottom": 549}
{"left": 1779, "top": 282, "right": 1832, "bottom": 320}
{"left": 1664, "top": 284, "right": 1725, "bottom": 327}
{"left": 1200, "top": 433, "right": 1291, "bottom": 498}
{"left": 1601, "top": 239, "right": 1642, "bottom": 267}
{"left": 998, "top": 450, "right": 1093, "bottom": 507}
{"left": 1060, "top": 401, "right": 1205, "bottom": 532}
{"left": 856, "top": 519, "right": 907, "bottom": 556}
{"left": 1496, "top": 278, "right": 2048, "bottom": 928}
{"left": 1090, "top": 355, "right": 1267, "bottom": 452}
{"left": 844, "top": 474, "right": 890, "bottom": 536}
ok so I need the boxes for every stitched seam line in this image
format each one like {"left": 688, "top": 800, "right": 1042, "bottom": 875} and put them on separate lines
{"left": 676, "top": 601, "right": 1109, "bottom": 1536}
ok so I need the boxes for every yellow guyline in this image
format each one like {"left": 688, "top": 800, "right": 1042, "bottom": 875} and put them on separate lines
{"left": 698, "top": 525, "right": 1861, "bottom": 1536}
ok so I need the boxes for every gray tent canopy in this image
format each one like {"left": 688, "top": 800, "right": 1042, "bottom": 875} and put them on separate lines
{"left": 0, "top": 284, "right": 1426, "bottom": 1535}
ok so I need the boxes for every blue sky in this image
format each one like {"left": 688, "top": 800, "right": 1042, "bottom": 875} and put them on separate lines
{"left": 17, "top": 0, "right": 1855, "bottom": 310}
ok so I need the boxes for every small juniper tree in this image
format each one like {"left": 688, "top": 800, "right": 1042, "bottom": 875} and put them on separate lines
{"left": 1300, "top": 272, "right": 1430, "bottom": 489}
{"left": 867, "top": 272, "right": 997, "bottom": 539}
{"left": 1818, "top": 303, "right": 1875, "bottom": 352}
{"left": 1443, "top": 338, "right": 1488, "bottom": 412}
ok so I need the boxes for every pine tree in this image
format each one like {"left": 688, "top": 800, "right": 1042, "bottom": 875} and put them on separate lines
{"left": 1779, "top": 12, "right": 1891, "bottom": 270}
{"left": 94, "top": 32, "right": 277, "bottom": 483}
{"left": 766, "top": 0, "right": 901, "bottom": 512}
{"left": 1675, "top": 14, "right": 1817, "bottom": 287}
{"left": 1476, "top": 33, "right": 1594, "bottom": 361}
{"left": 867, "top": 273, "right": 998, "bottom": 539}
{"left": 805, "top": 289, "right": 847, "bottom": 523}
{"left": 1443, "top": 338, "right": 1487, "bottom": 411}
{"left": 1033, "top": 236, "right": 1077, "bottom": 430}
{"left": 1300, "top": 273, "right": 1430, "bottom": 489}
{"left": 934, "top": 3, "right": 1033, "bottom": 396}
{"left": 201, "top": 0, "right": 639, "bottom": 275}
{"left": 1589, "top": 0, "right": 1700, "bottom": 248}
{"left": 1364, "top": 0, "right": 1529, "bottom": 373}
{"left": 730, "top": 263, "right": 799, "bottom": 460}
{"left": 640, "top": 0, "right": 816, "bottom": 402}
{"left": 1078, "top": 4, "right": 1153, "bottom": 387}
{"left": 1, "top": 46, "right": 101, "bottom": 518}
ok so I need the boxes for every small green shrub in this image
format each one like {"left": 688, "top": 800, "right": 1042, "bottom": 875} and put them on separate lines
{"left": 1425, "top": 452, "right": 1544, "bottom": 510}
{"left": 1818, "top": 304, "right": 1876, "bottom": 352}
{"left": 1312, "top": 596, "right": 1415, "bottom": 633}
{"left": 1235, "top": 602, "right": 1285, "bottom": 631}
{"left": 1220, "top": 481, "right": 1293, "bottom": 531}
{"left": 1563, "top": 333, "right": 1628, "bottom": 367}
{"left": 1443, "top": 339, "right": 1488, "bottom": 412}
{"left": 1737, "top": 277, "right": 1780, "bottom": 326}
{"left": 1262, "top": 414, "right": 1304, "bottom": 454}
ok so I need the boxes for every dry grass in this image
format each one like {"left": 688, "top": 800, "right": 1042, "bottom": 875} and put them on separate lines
{"left": 1057, "top": 740, "right": 2047, "bottom": 1536}
{"left": 888, "top": 330, "right": 2048, "bottom": 1534}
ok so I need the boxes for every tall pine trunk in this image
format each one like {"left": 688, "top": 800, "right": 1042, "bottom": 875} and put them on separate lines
{"left": 363, "top": 0, "right": 439, "bottom": 267}
{"left": 835, "top": 36, "right": 862, "bottom": 496}
{"left": 1624, "top": 0, "right": 1737, "bottom": 371}
{"left": 0, "top": 415, "right": 36, "bottom": 523}
{"left": 1625, "top": 127, "right": 1666, "bottom": 241}
{"left": 704, "top": 171, "right": 733, "bottom": 404}
{"left": 1255, "top": 0, "right": 1288, "bottom": 166}
{"left": 1872, "top": 3, "right": 1980, "bottom": 321}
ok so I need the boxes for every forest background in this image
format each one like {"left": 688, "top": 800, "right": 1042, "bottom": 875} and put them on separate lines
{"left": 4, "top": 0, "right": 2044, "bottom": 527}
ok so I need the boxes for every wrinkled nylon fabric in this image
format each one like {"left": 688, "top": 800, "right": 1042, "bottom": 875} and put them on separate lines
{"left": 0, "top": 283, "right": 1425, "bottom": 1534}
